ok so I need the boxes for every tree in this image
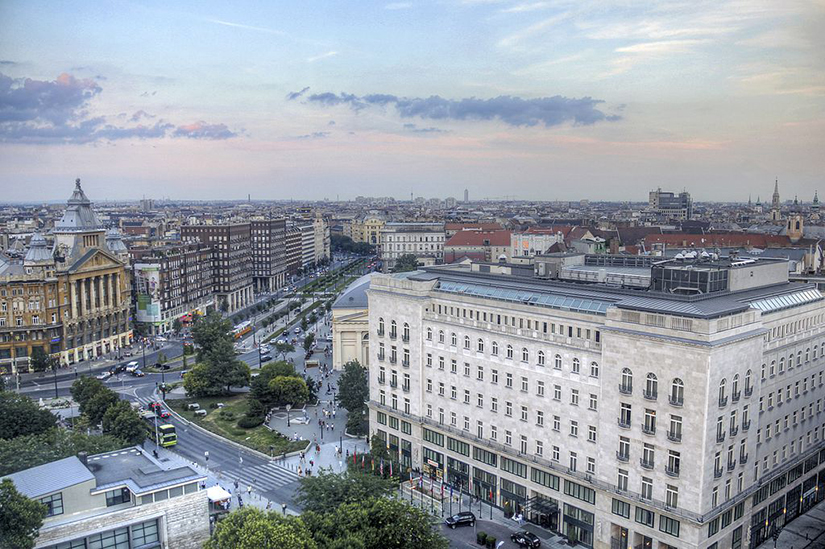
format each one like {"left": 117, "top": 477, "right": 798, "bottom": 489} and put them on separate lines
{"left": 172, "top": 318, "right": 182, "bottom": 334}
{"left": 274, "top": 341, "right": 295, "bottom": 361}
{"left": 393, "top": 254, "right": 419, "bottom": 273}
{"left": 250, "top": 362, "right": 296, "bottom": 407}
{"left": 338, "top": 361, "right": 368, "bottom": 416}
{"left": 295, "top": 469, "right": 396, "bottom": 514}
{"left": 185, "top": 314, "right": 251, "bottom": 396}
{"left": 300, "top": 318, "right": 308, "bottom": 332}
{"left": 70, "top": 376, "right": 106, "bottom": 409}
{"left": 301, "top": 497, "right": 448, "bottom": 549}
{"left": 0, "top": 478, "right": 46, "bottom": 549}
{"left": 0, "top": 429, "right": 126, "bottom": 477}
{"left": 0, "top": 392, "right": 57, "bottom": 440}
{"left": 204, "top": 508, "right": 316, "bottom": 549}
{"left": 192, "top": 312, "right": 233, "bottom": 364}
{"left": 84, "top": 388, "right": 120, "bottom": 425}
{"left": 101, "top": 401, "right": 146, "bottom": 445}
{"left": 309, "top": 312, "right": 317, "bottom": 325}
{"left": 269, "top": 376, "right": 309, "bottom": 407}
{"left": 29, "top": 347, "right": 51, "bottom": 373}
{"left": 370, "top": 435, "right": 390, "bottom": 461}
{"left": 303, "top": 333, "right": 315, "bottom": 354}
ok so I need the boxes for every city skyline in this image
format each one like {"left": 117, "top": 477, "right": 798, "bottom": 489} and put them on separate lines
{"left": 1, "top": 0, "right": 824, "bottom": 201}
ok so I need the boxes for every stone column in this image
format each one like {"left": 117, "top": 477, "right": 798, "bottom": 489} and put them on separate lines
{"left": 70, "top": 280, "right": 78, "bottom": 318}
{"left": 89, "top": 276, "right": 97, "bottom": 312}
{"left": 111, "top": 274, "right": 118, "bottom": 306}
{"left": 78, "top": 279, "right": 86, "bottom": 317}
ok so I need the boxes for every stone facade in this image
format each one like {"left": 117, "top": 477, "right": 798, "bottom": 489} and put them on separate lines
{"left": 367, "top": 268, "right": 825, "bottom": 549}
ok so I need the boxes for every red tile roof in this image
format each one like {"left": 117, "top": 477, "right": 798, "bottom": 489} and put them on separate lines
{"left": 445, "top": 222, "right": 503, "bottom": 231}
{"left": 643, "top": 233, "right": 794, "bottom": 248}
{"left": 445, "top": 230, "right": 512, "bottom": 247}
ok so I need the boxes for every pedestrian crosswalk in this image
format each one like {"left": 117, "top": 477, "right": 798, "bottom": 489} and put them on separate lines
{"left": 219, "top": 462, "right": 300, "bottom": 493}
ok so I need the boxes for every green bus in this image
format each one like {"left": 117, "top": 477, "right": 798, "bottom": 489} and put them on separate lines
{"left": 158, "top": 424, "right": 177, "bottom": 447}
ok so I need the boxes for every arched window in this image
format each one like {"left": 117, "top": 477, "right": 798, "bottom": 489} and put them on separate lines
{"left": 572, "top": 358, "right": 580, "bottom": 374}
{"left": 815, "top": 344, "right": 819, "bottom": 359}
{"left": 797, "top": 351, "right": 802, "bottom": 367}
{"left": 426, "top": 327, "right": 432, "bottom": 341}
{"left": 645, "top": 373, "right": 658, "bottom": 399}
{"left": 537, "top": 351, "right": 546, "bottom": 366}
{"left": 670, "top": 378, "right": 684, "bottom": 405}
{"left": 744, "top": 370, "right": 752, "bottom": 395}
{"left": 554, "top": 355, "right": 562, "bottom": 370}
{"left": 506, "top": 345, "right": 514, "bottom": 359}
{"left": 438, "top": 330, "right": 445, "bottom": 343}
{"left": 718, "top": 379, "right": 727, "bottom": 405}
{"left": 806, "top": 347, "right": 810, "bottom": 363}
{"left": 464, "top": 335, "right": 470, "bottom": 349}
{"left": 732, "top": 374, "right": 740, "bottom": 400}
{"left": 378, "top": 318, "right": 385, "bottom": 335}
{"left": 590, "top": 362, "right": 599, "bottom": 378}
{"left": 451, "top": 332, "right": 457, "bottom": 346}
{"left": 522, "top": 348, "right": 529, "bottom": 362}
{"left": 390, "top": 320, "right": 397, "bottom": 338}
{"left": 492, "top": 341, "right": 499, "bottom": 356}
{"left": 621, "top": 368, "right": 633, "bottom": 393}
{"left": 403, "top": 323, "right": 410, "bottom": 341}
{"left": 477, "top": 339, "right": 484, "bottom": 353}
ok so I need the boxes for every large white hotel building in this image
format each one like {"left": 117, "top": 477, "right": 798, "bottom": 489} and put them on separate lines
{"left": 366, "top": 253, "right": 825, "bottom": 549}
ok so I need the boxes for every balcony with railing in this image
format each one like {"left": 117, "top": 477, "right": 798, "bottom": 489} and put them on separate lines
{"left": 618, "top": 417, "right": 631, "bottom": 429}
{"left": 668, "top": 395, "right": 684, "bottom": 407}
{"left": 716, "top": 432, "right": 726, "bottom": 443}
{"left": 665, "top": 465, "right": 680, "bottom": 478}
{"left": 667, "top": 430, "right": 682, "bottom": 443}
{"left": 619, "top": 384, "right": 632, "bottom": 395}
{"left": 727, "top": 460, "right": 736, "bottom": 472}
{"left": 377, "top": 328, "right": 385, "bottom": 336}
{"left": 378, "top": 352, "right": 385, "bottom": 361}
{"left": 641, "top": 423, "right": 656, "bottom": 436}
{"left": 402, "top": 383, "right": 410, "bottom": 393}
{"left": 643, "top": 389, "right": 658, "bottom": 401}
{"left": 640, "top": 458, "right": 654, "bottom": 470}
{"left": 402, "top": 334, "right": 410, "bottom": 343}
{"left": 616, "top": 451, "right": 629, "bottom": 462}
{"left": 742, "top": 420, "right": 751, "bottom": 431}
{"left": 744, "top": 386, "right": 753, "bottom": 398}
{"left": 731, "top": 391, "right": 741, "bottom": 403}
{"left": 729, "top": 426, "right": 739, "bottom": 437}
{"left": 739, "top": 453, "right": 749, "bottom": 464}
{"left": 389, "top": 379, "right": 398, "bottom": 388}
{"left": 714, "top": 466, "right": 723, "bottom": 478}
{"left": 718, "top": 396, "right": 728, "bottom": 408}
{"left": 389, "top": 331, "right": 397, "bottom": 340}
{"left": 389, "top": 355, "right": 397, "bottom": 364}
{"left": 378, "top": 376, "right": 386, "bottom": 385}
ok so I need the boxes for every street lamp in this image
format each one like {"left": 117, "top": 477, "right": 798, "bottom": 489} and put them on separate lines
{"left": 51, "top": 358, "right": 59, "bottom": 399}
{"left": 286, "top": 404, "right": 292, "bottom": 427}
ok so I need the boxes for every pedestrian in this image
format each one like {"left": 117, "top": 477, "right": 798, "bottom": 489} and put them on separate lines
{"left": 247, "top": 485, "right": 252, "bottom": 497}
{"left": 266, "top": 501, "right": 272, "bottom": 510}
{"left": 282, "top": 502, "right": 288, "bottom": 516}
{"left": 234, "top": 480, "right": 239, "bottom": 491}
{"left": 298, "top": 466, "right": 303, "bottom": 476}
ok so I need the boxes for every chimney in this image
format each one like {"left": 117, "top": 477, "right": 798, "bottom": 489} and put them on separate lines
{"left": 77, "top": 452, "right": 88, "bottom": 467}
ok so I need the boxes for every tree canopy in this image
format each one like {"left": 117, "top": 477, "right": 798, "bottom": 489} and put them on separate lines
{"left": 295, "top": 468, "right": 396, "bottom": 514}
{"left": 0, "top": 392, "right": 57, "bottom": 440}
{"left": 393, "top": 254, "right": 419, "bottom": 273}
{"left": 338, "top": 361, "right": 368, "bottom": 415}
{"left": 0, "top": 429, "right": 127, "bottom": 476}
{"left": 185, "top": 312, "right": 251, "bottom": 397}
{"left": 101, "top": 400, "right": 146, "bottom": 445}
{"left": 0, "top": 479, "right": 46, "bottom": 549}
{"left": 204, "top": 508, "right": 316, "bottom": 549}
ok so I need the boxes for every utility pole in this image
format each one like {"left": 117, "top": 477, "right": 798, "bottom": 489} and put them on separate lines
{"left": 51, "top": 358, "right": 59, "bottom": 398}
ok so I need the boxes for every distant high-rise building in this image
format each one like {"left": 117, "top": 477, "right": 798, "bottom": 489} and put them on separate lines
{"left": 464, "top": 188, "right": 469, "bottom": 203}
{"left": 250, "top": 218, "right": 287, "bottom": 293}
{"left": 648, "top": 188, "right": 692, "bottom": 220}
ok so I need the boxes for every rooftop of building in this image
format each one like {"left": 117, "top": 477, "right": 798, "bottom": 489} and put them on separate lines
{"left": 444, "top": 229, "right": 511, "bottom": 247}
{"left": 407, "top": 255, "right": 822, "bottom": 320}
{"left": 2, "top": 446, "right": 205, "bottom": 499}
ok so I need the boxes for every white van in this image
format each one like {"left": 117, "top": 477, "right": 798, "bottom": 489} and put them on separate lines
{"left": 125, "top": 361, "right": 140, "bottom": 373}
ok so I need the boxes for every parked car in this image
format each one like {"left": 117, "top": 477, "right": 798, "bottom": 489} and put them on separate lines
{"left": 125, "top": 361, "right": 140, "bottom": 373}
{"left": 511, "top": 531, "right": 541, "bottom": 548}
{"left": 444, "top": 511, "right": 476, "bottom": 529}
{"left": 131, "top": 370, "right": 146, "bottom": 377}
{"left": 95, "top": 371, "right": 111, "bottom": 380}
{"left": 154, "top": 362, "right": 170, "bottom": 370}
{"left": 260, "top": 353, "right": 272, "bottom": 362}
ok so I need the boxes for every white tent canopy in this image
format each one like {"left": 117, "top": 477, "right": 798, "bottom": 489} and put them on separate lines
{"left": 206, "top": 485, "right": 231, "bottom": 502}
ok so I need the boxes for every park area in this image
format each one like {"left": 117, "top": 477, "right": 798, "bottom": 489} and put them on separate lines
{"left": 167, "top": 394, "right": 307, "bottom": 456}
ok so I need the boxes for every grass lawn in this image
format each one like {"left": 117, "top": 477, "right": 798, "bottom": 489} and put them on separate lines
{"left": 168, "top": 394, "right": 307, "bottom": 455}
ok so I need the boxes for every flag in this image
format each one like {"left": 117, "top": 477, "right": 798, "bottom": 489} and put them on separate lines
{"left": 489, "top": 488, "right": 493, "bottom": 502}
{"left": 389, "top": 461, "right": 393, "bottom": 477}
{"left": 410, "top": 471, "right": 414, "bottom": 486}
{"left": 353, "top": 448, "right": 357, "bottom": 465}
{"left": 418, "top": 476, "right": 423, "bottom": 489}
{"left": 371, "top": 458, "right": 375, "bottom": 471}
{"left": 380, "top": 458, "right": 384, "bottom": 475}
{"left": 361, "top": 454, "right": 365, "bottom": 468}
{"left": 441, "top": 482, "right": 444, "bottom": 498}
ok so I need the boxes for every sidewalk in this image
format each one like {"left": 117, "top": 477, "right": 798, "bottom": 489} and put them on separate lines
{"left": 756, "top": 497, "right": 825, "bottom": 549}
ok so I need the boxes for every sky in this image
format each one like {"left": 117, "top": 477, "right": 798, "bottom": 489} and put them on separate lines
{"left": 0, "top": 0, "right": 823, "bottom": 203}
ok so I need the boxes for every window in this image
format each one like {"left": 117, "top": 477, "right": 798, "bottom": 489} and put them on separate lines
{"left": 620, "top": 403, "right": 632, "bottom": 427}
{"left": 40, "top": 492, "right": 63, "bottom": 517}
{"left": 506, "top": 373, "right": 513, "bottom": 388}
{"left": 426, "top": 327, "right": 432, "bottom": 340}
{"left": 105, "top": 487, "right": 131, "bottom": 507}
{"left": 538, "top": 351, "right": 545, "bottom": 366}
{"left": 521, "top": 348, "right": 529, "bottom": 362}
{"left": 506, "top": 345, "right": 514, "bottom": 359}
{"left": 671, "top": 378, "right": 684, "bottom": 404}
{"left": 660, "top": 515, "right": 680, "bottom": 538}
{"left": 521, "top": 405, "right": 528, "bottom": 421}
{"left": 477, "top": 338, "right": 484, "bottom": 352}
{"left": 618, "top": 468, "right": 629, "bottom": 491}
{"left": 492, "top": 341, "right": 498, "bottom": 355}
{"left": 588, "top": 425, "right": 597, "bottom": 442}
{"left": 451, "top": 332, "right": 457, "bottom": 346}
{"left": 131, "top": 519, "right": 160, "bottom": 547}
{"left": 88, "top": 527, "right": 129, "bottom": 549}
{"left": 636, "top": 507, "right": 655, "bottom": 527}
{"left": 571, "top": 389, "right": 579, "bottom": 406}
{"left": 553, "top": 415, "right": 561, "bottom": 431}
{"left": 570, "top": 420, "right": 579, "bottom": 437}
{"left": 505, "top": 401, "right": 513, "bottom": 416}
{"left": 537, "top": 380, "right": 545, "bottom": 397}
{"left": 491, "top": 397, "right": 498, "bottom": 412}
{"left": 645, "top": 373, "right": 658, "bottom": 398}
{"left": 491, "top": 369, "right": 499, "bottom": 384}
{"left": 554, "top": 354, "right": 562, "bottom": 370}
{"left": 572, "top": 358, "right": 580, "bottom": 374}
{"left": 554, "top": 385, "right": 562, "bottom": 400}
{"left": 464, "top": 335, "right": 470, "bottom": 349}
{"left": 438, "top": 330, "right": 444, "bottom": 343}
{"left": 477, "top": 365, "right": 484, "bottom": 380}
{"left": 537, "top": 410, "right": 544, "bottom": 426}
{"left": 590, "top": 362, "right": 599, "bottom": 377}
{"left": 589, "top": 394, "right": 598, "bottom": 410}
{"left": 612, "top": 498, "right": 630, "bottom": 518}
{"left": 621, "top": 368, "right": 633, "bottom": 392}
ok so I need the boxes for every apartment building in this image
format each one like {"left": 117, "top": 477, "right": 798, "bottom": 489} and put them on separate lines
{"left": 285, "top": 225, "right": 302, "bottom": 276}
{"left": 649, "top": 189, "right": 693, "bottom": 221}
{"left": 250, "top": 218, "right": 287, "bottom": 293}
{"left": 130, "top": 243, "right": 214, "bottom": 334}
{"left": 379, "top": 222, "right": 445, "bottom": 271}
{"left": 4, "top": 447, "right": 209, "bottom": 548}
{"left": 181, "top": 223, "right": 252, "bottom": 312}
{"left": 367, "top": 255, "right": 825, "bottom": 549}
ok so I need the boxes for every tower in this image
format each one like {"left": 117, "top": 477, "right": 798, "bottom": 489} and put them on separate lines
{"left": 813, "top": 191, "right": 820, "bottom": 213}
{"left": 464, "top": 188, "right": 469, "bottom": 203}
{"left": 787, "top": 213, "right": 804, "bottom": 243}
{"left": 770, "top": 178, "right": 782, "bottom": 222}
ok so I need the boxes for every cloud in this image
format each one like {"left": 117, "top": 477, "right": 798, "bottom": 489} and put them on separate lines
{"left": 0, "top": 72, "right": 237, "bottom": 143}
{"left": 173, "top": 122, "right": 237, "bottom": 140}
{"left": 385, "top": 2, "right": 412, "bottom": 9}
{"left": 296, "top": 132, "right": 330, "bottom": 139}
{"left": 307, "top": 51, "right": 339, "bottom": 63}
{"left": 0, "top": 60, "right": 18, "bottom": 66}
{"left": 300, "top": 90, "right": 619, "bottom": 128}
{"left": 328, "top": 120, "right": 336, "bottom": 126}
{"left": 403, "top": 123, "right": 449, "bottom": 134}
{"left": 501, "top": 2, "right": 549, "bottom": 13}
{"left": 497, "top": 12, "right": 570, "bottom": 49}
{"left": 205, "top": 18, "right": 285, "bottom": 36}
{"left": 286, "top": 87, "right": 310, "bottom": 100}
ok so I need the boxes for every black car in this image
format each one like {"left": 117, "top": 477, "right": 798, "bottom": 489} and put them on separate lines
{"left": 444, "top": 511, "right": 475, "bottom": 529}
{"left": 511, "top": 531, "right": 541, "bottom": 548}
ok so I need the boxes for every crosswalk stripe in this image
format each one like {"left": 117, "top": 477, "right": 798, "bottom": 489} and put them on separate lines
{"left": 219, "top": 465, "right": 299, "bottom": 491}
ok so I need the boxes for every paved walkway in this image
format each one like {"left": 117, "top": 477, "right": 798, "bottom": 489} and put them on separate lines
{"left": 757, "top": 498, "right": 825, "bottom": 549}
